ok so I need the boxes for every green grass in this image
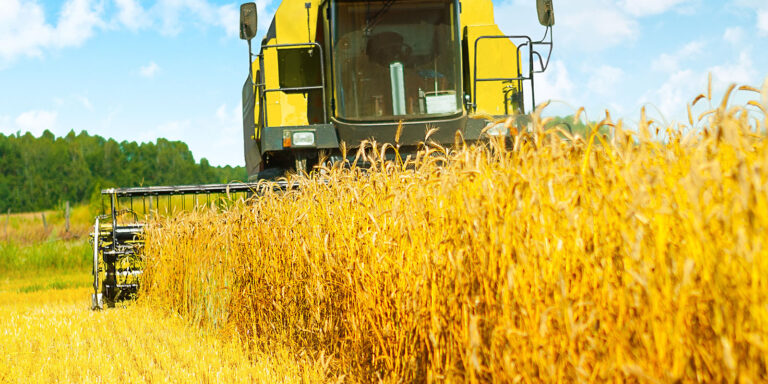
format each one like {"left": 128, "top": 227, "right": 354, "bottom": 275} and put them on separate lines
{"left": 15, "top": 279, "right": 88, "bottom": 293}
{"left": 0, "top": 271, "right": 92, "bottom": 295}
{"left": 16, "top": 277, "right": 90, "bottom": 293}
{"left": 0, "top": 239, "right": 91, "bottom": 278}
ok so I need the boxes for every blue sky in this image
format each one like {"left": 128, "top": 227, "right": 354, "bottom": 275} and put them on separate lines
{"left": 1, "top": 0, "right": 766, "bottom": 166}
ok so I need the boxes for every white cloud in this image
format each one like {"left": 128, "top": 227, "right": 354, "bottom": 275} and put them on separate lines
{"left": 14, "top": 110, "right": 58, "bottom": 136}
{"left": 723, "top": 27, "right": 745, "bottom": 45}
{"left": 494, "top": 0, "right": 638, "bottom": 53}
{"left": 139, "top": 61, "right": 160, "bottom": 78}
{"left": 137, "top": 120, "right": 189, "bottom": 143}
{"left": 154, "top": 0, "right": 196, "bottom": 36}
{"left": 620, "top": 0, "right": 691, "bottom": 17}
{"left": 651, "top": 54, "right": 677, "bottom": 73}
{"left": 642, "top": 49, "right": 760, "bottom": 123}
{"left": 587, "top": 65, "right": 624, "bottom": 96}
{"left": 216, "top": 4, "right": 240, "bottom": 39}
{"left": 215, "top": 103, "right": 239, "bottom": 127}
{"left": 681, "top": 41, "right": 705, "bottom": 55}
{"left": 0, "top": 0, "right": 104, "bottom": 64}
{"left": 156, "top": 120, "right": 189, "bottom": 138}
{"left": 535, "top": 60, "right": 575, "bottom": 104}
{"left": 77, "top": 95, "right": 94, "bottom": 110}
{"left": 254, "top": 0, "right": 274, "bottom": 36}
{"left": 147, "top": 0, "right": 277, "bottom": 38}
{"left": 709, "top": 50, "right": 757, "bottom": 88}
{"left": 201, "top": 103, "right": 242, "bottom": 164}
{"left": 0, "top": 0, "right": 53, "bottom": 61}
{"left": 115, "top": 0, "right": 149, "bottom": 31}
{"left": 153, "top": 0, "right": 245, "bottom": 38}
{"left": 55, "top": 0, "right": 104, "bottom": 46}
{"left": 651, "top": 41, "right": 704, "bottom": 73}
{"left": 53, "top": 94, "right": 94, "bottom": 111}
{"left": 641, "top": 69, "right": 701, "bottom": 122}
{"left": 732, "top": 0, "right": 768, "bottom": 36}
{"left": 758, "top": 9, "right": 768, "bottom": 35}
{"left": 0, "top": 115, "right": 12, "bottom": 133}
{"left": 1, "top": 0, "right": 252, "bottom": 67}
{"left": 134, "top": 104, "right": 244, "bottom": 166}
{"left": 563, "top": 7, "right": 638, "bottom": 51}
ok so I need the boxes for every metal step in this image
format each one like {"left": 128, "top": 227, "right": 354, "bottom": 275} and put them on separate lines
{"left": 115, "top": 270, "right": 143, "bottom": 277}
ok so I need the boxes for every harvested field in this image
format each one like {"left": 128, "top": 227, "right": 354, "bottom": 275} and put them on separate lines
{"left": 0, "top": 277, "right": 326, "bottom": 383}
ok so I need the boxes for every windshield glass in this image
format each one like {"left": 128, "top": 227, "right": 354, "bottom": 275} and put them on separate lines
{"left": 332, "top": 0, "right": 462, "bottom": 121}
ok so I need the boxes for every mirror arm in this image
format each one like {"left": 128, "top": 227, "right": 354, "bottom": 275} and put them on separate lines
{"left": 535, "top": 24, "right": 550, "bottom": 44}
{"left": 531, "top": 25, "right": 553, "bottom": 73}
{"left": 532, "top": 51, "right": 545, "bottom": 73}
{"left": 247, "top": 38, "right": 254, "bottom": 87}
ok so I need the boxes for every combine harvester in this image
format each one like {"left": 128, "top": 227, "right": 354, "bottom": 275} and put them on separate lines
{"left": 91, "top": 0, "right": 556, "bottom": 309}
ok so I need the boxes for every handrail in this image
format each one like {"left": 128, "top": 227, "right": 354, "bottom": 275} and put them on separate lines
{"left": 257, "top": 42, "right": 328, "bottom": 127}
{"left": 472, "top": 35, "right": 533, "bottom": 114}
{"left": 471, "top": 26, "right": 554, "bottom": 114}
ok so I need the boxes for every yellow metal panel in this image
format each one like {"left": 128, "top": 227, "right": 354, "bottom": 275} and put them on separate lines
{"left": 274, "top": 0, "right": 322, "bottom": 44}
{"left": 258, "top": 0, "right": 324, "bottom": 128}
{"left": 262, "top": 45, "right": 284, "bottom": 127}
{"left": 459, "top": 0, "right": 495, "bottom": 27}
{"left": 282, "top": 93, "right": 310, "bottom": 126}
{"left": 465, "top": 24, "right": 521, "bottom": 116}
{"left": 251, "top": 62, "right": 260, "bottom": 139}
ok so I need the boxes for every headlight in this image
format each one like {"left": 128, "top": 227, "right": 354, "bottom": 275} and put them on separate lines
{"left": 486, "top": 122, "right": 507, "bottom": 136}
{"left": 292, "top": 131, "right": 315, "bottom": 146}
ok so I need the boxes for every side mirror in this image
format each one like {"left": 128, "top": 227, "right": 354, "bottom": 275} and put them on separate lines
{"left": 240, "top": 2, "right": 258, "bottom": 41}
{"left": 536, "top": 0, "right": 554, "bottom": 26}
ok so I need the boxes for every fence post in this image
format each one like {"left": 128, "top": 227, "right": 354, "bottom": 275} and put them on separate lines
{"left": 65, "top": 201, "right": 71, "bottom": 233}
{"left": 4, "top": 208, "right": 9, "bottom": 240}
{"left": 41, "top": 212, "right": 47, "bottom": 231}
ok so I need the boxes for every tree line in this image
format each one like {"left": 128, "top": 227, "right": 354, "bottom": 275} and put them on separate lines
{"left": 0, "top": 130, "right": 246, "bottom": 213}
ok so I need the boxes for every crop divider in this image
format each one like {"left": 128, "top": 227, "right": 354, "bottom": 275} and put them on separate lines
{"left": 90, "top": 181, "right": 295, "bottom": 309}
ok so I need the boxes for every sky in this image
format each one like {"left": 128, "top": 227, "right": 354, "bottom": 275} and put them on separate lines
{"left": 1, "top": 0, "right": 766, "bottom": 166}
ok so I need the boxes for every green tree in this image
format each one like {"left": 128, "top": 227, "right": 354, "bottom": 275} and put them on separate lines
{"left": 0, "top": 131, "right": 246, "bottom": 213}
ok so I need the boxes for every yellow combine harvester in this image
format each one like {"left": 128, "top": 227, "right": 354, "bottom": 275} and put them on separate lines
{"left": 91, "top": 0, "right": 555, "bottom": 308}
{"left": 240, "top": 0, "right": 555, "bottom": 178}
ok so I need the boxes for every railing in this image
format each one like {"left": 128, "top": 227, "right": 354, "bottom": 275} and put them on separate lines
{"left": 471, "top": 26, "right": 553, "bottom": 115}
{"left": 256, "top": 42, "right": 328, "bottom": 128}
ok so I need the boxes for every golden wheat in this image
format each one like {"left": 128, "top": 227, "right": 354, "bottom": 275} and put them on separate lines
{"left": 141, "top": 82, "right": 768, "bottom": 382}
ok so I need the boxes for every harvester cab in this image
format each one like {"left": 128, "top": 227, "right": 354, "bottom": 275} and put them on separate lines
{"left": 240, "top": 0, "right": 555, "bottom": 179}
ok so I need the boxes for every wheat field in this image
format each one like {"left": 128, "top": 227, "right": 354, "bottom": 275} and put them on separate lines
{"left": 1, "top": 83, "right": 766, "bottom": 383}
{"left": 139, "top": 83, "right": 768, "bottom": 382}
